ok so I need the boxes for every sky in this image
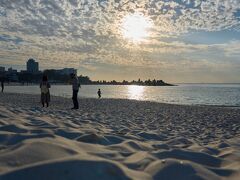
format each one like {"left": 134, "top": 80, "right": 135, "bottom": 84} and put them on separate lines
{"left": 0, "top": 0, "right": 240, "bottom": 83}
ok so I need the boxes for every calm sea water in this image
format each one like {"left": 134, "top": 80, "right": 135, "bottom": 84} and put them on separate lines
{"left": 4, "top": 84, "right": 240, "bottom": 106}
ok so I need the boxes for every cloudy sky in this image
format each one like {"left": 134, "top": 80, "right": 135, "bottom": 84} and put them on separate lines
{"left": 0, "top": 0, "right": 240, "bottom": 83}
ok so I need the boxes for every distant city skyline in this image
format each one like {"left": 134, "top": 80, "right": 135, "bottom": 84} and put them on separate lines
{"left": 0, "top": 59, "right": 76, "bottom": 73}
{"left": 0, "top": 1, "right": 240, "bottom": 83}
{"left": 0, "top": 59, "right": 77, "bottom": 74}
{"left": 0, "top": 59, "right": 78, "bottom": 82}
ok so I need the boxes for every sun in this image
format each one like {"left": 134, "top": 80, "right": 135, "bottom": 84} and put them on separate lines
{"left": 121, "top": 13, "right": 153, "bottom": 43}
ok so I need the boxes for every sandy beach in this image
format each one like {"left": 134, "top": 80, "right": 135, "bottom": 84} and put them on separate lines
{"left": 0, "top": 93, "right": 239, "bottom": 180}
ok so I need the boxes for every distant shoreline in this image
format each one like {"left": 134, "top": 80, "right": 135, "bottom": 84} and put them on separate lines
{"left": 3, "top": 82, "right": 176, "bottom": 86}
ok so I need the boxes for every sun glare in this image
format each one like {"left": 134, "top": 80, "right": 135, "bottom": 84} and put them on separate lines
{"left": 128, "top": 85, "right": 145, "bottom": 100}
{"left": 121, "top": 13, "right": 153, "bottom": 43}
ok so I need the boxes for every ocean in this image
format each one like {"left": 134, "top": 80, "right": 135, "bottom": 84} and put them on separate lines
{"left": 4, "top": 84, "right": 240, "bottom": 107}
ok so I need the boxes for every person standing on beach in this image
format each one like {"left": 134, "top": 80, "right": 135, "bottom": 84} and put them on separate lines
{"left": 97, "top": 89, "right": 101, "bottom": 98}
{"left": 40, "top": 75, "right": 51, "bottom": 107}
{"left": 70, "top": 73, "right": 80, "bottom": 109}
{"left": 1, "top": 79, "right": 4, "bottom": 93}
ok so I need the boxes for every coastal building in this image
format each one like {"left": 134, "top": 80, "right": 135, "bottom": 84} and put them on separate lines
{"left": 57, "top": 68, "right": 77, "bottom": 75}
{"left": 7, "top": 67, "right": 17, "bottom": 74}
{"left": 0, "top": 66, "right": 5, "bottom": 72}
{"left": 0, "top": 66, "right": 5, "bottom": 77}
{"left": 27, "top": 59, "right": 39, "bottom": 73}
{"left": 6, "top": 67, "right": 18, "bottom": 81}
{"left": 20, "top": 70, "right": 28, "bottom": 73}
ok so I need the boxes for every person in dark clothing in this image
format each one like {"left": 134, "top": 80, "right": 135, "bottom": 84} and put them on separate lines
{"left": 70, "top": 73, "right": 80, "bottom": 109}
{"left": 40, "top": 75, "right": 51, "bottom": 107}
{"left": 97, "top": 89, "right": 101, "bottom": 98}
{"left": 72, "top": 89, "right": 78, "bottom": 109}
{"left": 1, "top": 79, "right": 4, "bottom": 93}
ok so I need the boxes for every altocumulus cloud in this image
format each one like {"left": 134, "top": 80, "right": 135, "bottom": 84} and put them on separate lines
{"left": 0, "top": 0, "right": 240, "bottom": 82}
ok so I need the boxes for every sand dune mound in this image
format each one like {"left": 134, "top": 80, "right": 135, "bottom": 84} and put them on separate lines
{"left": 77, "top": 133, "right": 111, "bottom": 145}
{"left": 0, "top": 158, "right": 147, "bottom": 180}
{"left": 152, "top": 149, "right": 223, "bottom": 167}
{"left": 145, "top": 159, "right": 220, "bottom": 180}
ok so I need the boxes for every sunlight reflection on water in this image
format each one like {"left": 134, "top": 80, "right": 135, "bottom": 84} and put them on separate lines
{"left": 127, "top": 85, "right": 145, "bottom": 100}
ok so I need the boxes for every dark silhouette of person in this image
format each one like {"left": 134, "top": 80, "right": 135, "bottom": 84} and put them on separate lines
{"left": 70, "top": 73, "right": 80, "bottom": 109}
{"left": 40, "top": 75, "right": 51, "bottom": 107}
{"left": 98, "top": 89, "right": 101, "bottom": 98}
{"left": 1, "top": 79, "right": 4, "bottom": 93}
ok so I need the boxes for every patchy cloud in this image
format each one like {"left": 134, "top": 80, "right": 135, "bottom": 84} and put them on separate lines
{"left": 0, "top": 0, "right": 240, "bottom": 82}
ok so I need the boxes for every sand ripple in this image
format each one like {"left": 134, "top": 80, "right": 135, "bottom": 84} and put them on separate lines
{"left": 0, "top": 93, "right": 240, "bottom": 180}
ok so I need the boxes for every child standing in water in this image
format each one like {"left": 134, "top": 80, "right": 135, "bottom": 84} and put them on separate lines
{"left": 40, "top": 75, "right": 51, "bottom": 107}
{"left": 97, "top": 89, "right": 101, "bottom": 98}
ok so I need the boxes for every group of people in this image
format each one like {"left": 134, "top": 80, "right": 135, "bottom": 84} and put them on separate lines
{"left": 1, "top": 73, "right": 101, "bottom": 109}
{"left": 40, "top": 73, "right": 101, "bottom": 109}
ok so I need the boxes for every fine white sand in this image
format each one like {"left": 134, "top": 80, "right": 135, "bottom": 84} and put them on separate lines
{"left": 0, "top": 93, "right": 239, "bottom": 180}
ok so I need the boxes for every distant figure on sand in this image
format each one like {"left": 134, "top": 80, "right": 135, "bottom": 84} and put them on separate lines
{"left": 40, "top": 75, "right": 51, "bottom": 107}
{"left": 70, "top": 73, "right": 80, "bottom": 109}
{"left": 1, "top": 79, "right": 4, "bottom": 93}
{"left": 98, "top": 89, "right": 101, "bottom": 98}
